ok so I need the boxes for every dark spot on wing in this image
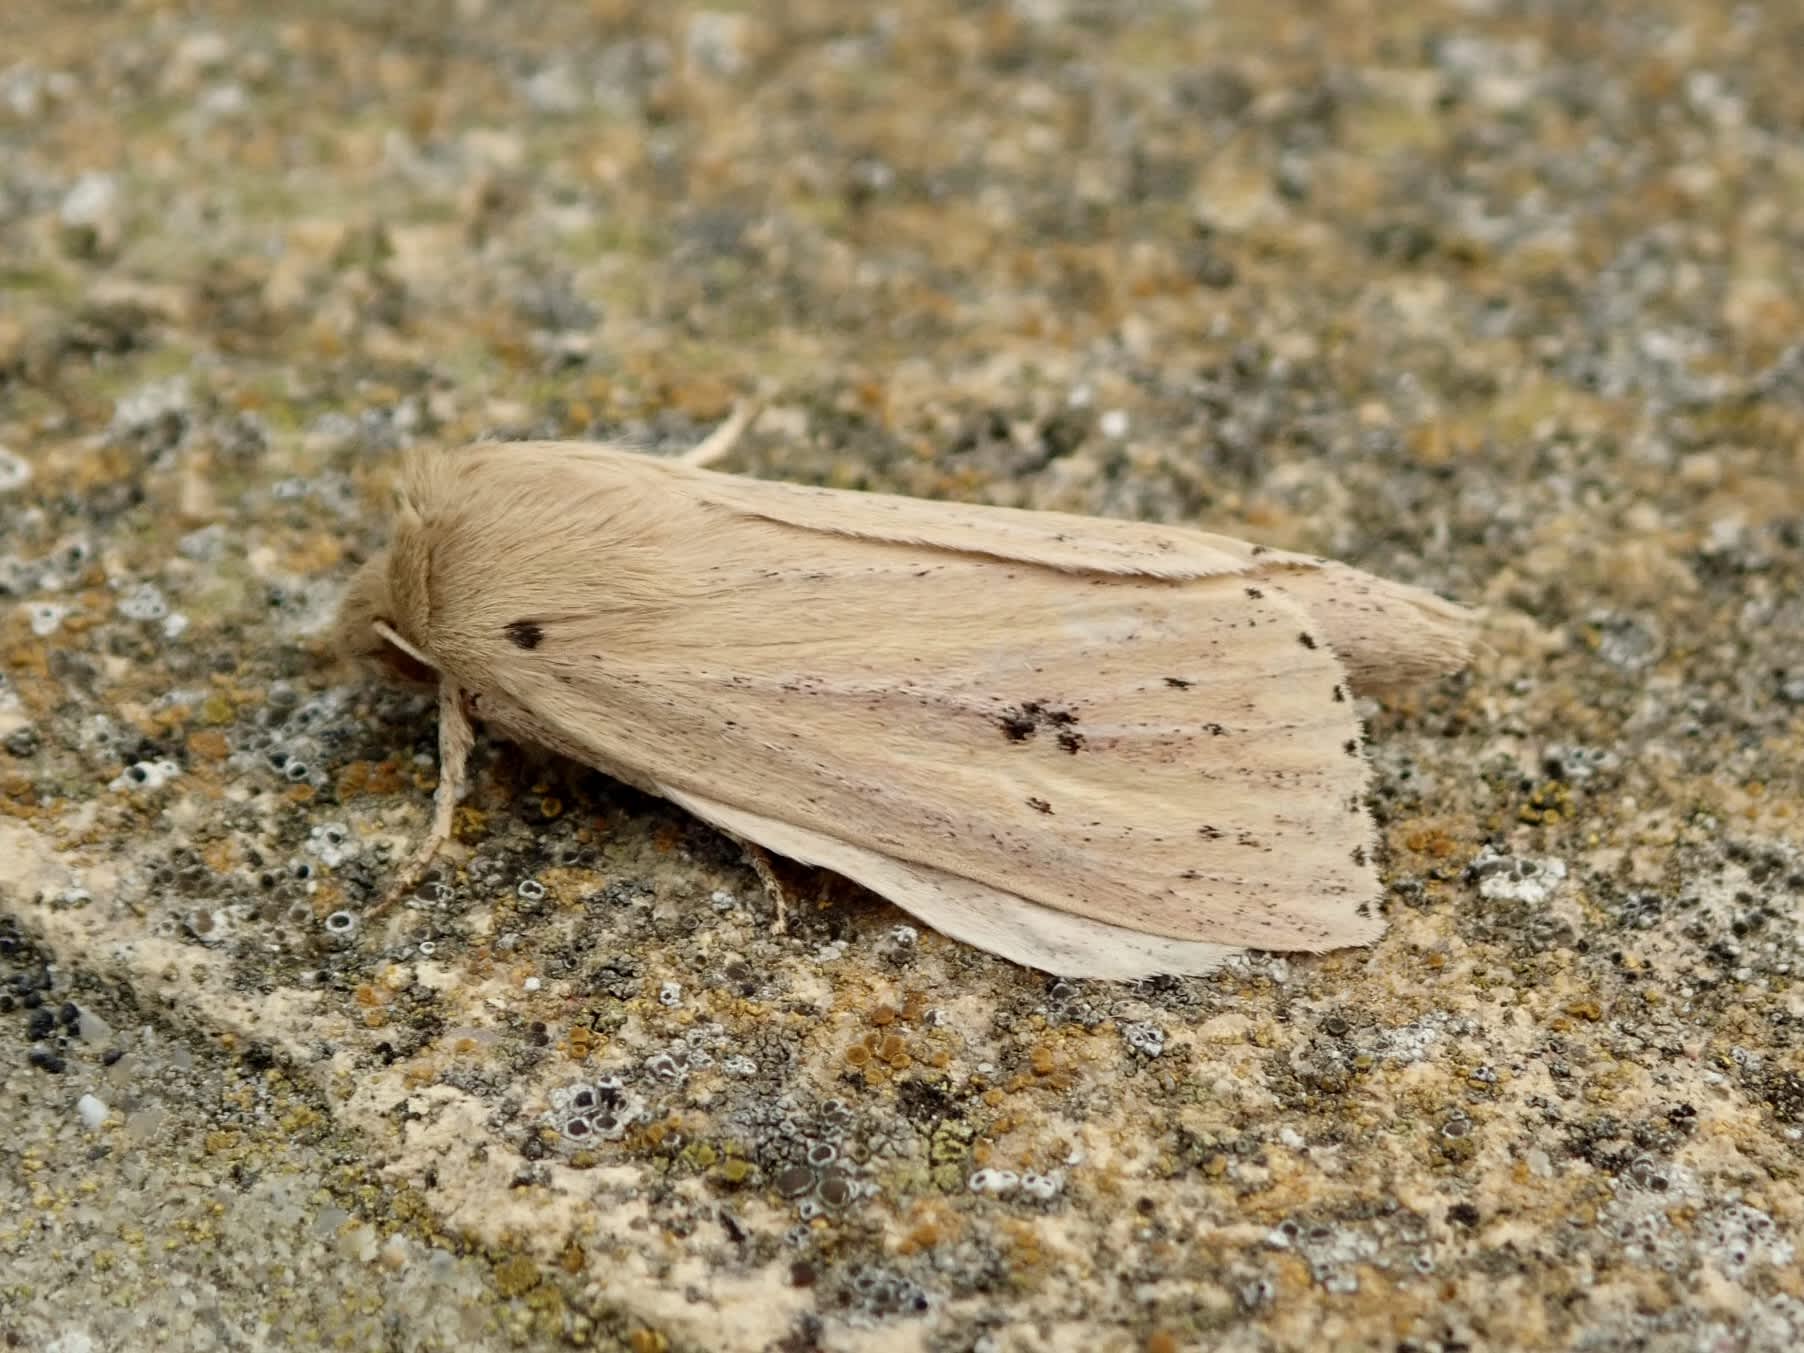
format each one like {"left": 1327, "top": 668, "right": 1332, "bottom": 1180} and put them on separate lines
{"left": 1332, "top": 684, "right": 1346, "bottom": 702}
{"left": 999, "top": 700, "right": 1081, "bottom": 745}
{"left": 1344, "top": 739, "right": 1359, "bottom": 757}
{"left": 1298, "top": 631, "right": 1317, "bottom": 650}
{"left": 506, "top": 619, "right": 544, "bottom": 650}
{"left": 1351, "top": 845, "right": 1367, "bottom": 866}
{"left": 1203, "top": 722, "right": 1226, "bottom": 736}
{"left": 1164, "top": 677, "right": 1194, "bottom": 690}
{"left": 1244, "top": 586, "right": 1264, "bottom": 599}
{"left": 1250, "top": 545, "right": 1269, "bottom": 557}
{"left": 1197, "top": 824, "right": 1222, "bottom": 840}
{"left": 999, "top": 709, "right": 1037, "bottom": 742}
{"left": 1026, "top": 797, "right": 1053, "bottom": 815}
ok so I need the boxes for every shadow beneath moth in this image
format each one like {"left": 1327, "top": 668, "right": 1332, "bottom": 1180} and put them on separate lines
{"left": 333, "top": 406, "right": 1473, "bottom": 980}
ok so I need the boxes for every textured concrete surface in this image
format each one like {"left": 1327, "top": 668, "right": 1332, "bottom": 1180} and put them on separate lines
{"left": 2, "top": 1, "right": 1801, "bottom": 1350}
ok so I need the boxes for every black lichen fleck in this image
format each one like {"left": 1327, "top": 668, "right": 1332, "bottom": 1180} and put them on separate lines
{"left": 28, "top": 1048, "right": 66, "bottom": 1073}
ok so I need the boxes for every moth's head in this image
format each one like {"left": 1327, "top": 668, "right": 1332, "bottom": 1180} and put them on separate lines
{"left": 334, "top": 552, "right": 438, "bottom": 687}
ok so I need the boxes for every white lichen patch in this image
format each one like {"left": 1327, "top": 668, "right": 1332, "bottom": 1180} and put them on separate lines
{"left": 0, "top": 674, "right": 25, "bottom": 738}
{"left": 305, "top": 822, "right": 360, "bottom": 867}
{"left": 0, "top": 446, "right": 32, "bottom": 493}
{"left": 109, "top": 375, "right": 192, "bottom": 440}
{"left": 1120, "top": 1021, "right": 1166, "bottom": 1057}
{"left": 1469, "top": 847, "right": 1568, "bottom": 904}
{"left": 542, "top": 1075, "right": 643, "bottom": 1147}
{"left": 26, "top": 602, "right": 69, "bottom": 636}
{"left": 1602, "top": 1161, "right": 1795, "bottom": 1281}
{"left": 115, "top": 582, "right": 170, "bottom": 622}
{"left": 109, "top": 759, "right": 180, "bottom": 793}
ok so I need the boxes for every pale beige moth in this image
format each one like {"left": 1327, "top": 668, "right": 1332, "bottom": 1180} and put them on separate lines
{"left": 334, "top": 408, "right": 1473, "bottom": 979}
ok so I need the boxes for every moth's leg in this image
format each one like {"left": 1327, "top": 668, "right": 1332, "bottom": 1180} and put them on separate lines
{"left": 738, "top": 840, "right": 791, "bottom": 935}
{"left": 678, "top": 399, "right": 763, "bottom": 470}
{"left": 375, "top": 678, "right": 475, "bottom": 916}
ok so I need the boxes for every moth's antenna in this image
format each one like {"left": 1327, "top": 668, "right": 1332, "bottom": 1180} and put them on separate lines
{"left": 679, "top": 399, "right": 764, "bottom": 469}
{"left": 373, "top": 621, "right": 436, "bottom": 673}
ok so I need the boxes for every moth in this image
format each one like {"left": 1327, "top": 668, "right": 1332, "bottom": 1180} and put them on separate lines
{"left": 334, "top": 407, "right": 1473, "bottom": 979}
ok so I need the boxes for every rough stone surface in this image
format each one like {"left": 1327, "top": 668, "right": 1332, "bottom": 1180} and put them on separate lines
{"left": 3, "top": 2, "right": 1801, "bottom": 1350}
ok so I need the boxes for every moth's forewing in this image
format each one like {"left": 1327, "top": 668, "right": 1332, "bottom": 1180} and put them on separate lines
{"left": 377, "top": 443, "right": 1459, "bottom": 967}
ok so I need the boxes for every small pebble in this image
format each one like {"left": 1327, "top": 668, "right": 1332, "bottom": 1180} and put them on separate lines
{"left": 76, "top": 1093, "right": 108, "bottom": 1130}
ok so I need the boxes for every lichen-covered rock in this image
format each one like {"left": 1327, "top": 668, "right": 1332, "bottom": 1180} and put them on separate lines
{"left": 2, "top": 1, "right": 1801, "bottom": 1350}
